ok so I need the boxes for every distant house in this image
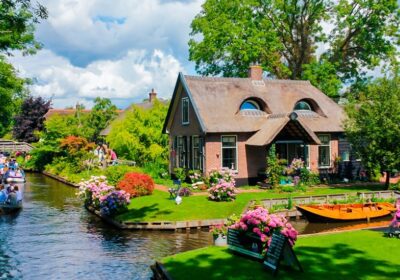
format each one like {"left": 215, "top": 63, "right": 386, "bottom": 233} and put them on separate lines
{"left": 100, "top": 89, "right": 168, "bottom": 136}
{"left": 163, "top": 66, "right": 355, "bottom": 185}
{"left": 44, "top": 108, "right": 92, "bottom": 119}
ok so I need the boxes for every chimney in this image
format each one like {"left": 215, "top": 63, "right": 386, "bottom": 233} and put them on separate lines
{"left": 149, "top": 88, "right": 157, "bottom": 103}
{"left": 248, "top": 63, "right": 263, "bottom": 80}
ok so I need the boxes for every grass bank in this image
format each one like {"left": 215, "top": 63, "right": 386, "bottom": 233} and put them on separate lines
{"left": 116, "top": 184, "right": 387, "bottom": 223}
{"left": 161, "top": 230, "right": 400, "bottom": 280}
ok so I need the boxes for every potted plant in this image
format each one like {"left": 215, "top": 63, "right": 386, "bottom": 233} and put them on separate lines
{"left": 210, "top": 224, "right": 227, "bottom": 246}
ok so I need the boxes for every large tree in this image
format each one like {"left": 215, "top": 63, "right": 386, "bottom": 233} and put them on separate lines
{"left": 0, "top": 0, "right": 47, "bottom": 136}
{"left": 87, "top": 97, "right": 118, "bottom": 142}
{"left": 189, "top": 0, "right": 399, "bottom": 97}
{"left": 344, "top": 76, "right": 400, "bottom": 188}
{"left": 13, "top": 96, "right": 51, "bottom": 142}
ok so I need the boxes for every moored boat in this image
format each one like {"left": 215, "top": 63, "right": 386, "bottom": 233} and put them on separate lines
{"left": 296, "top": 202, "right": 396, "bottom": 222}
{"left": 5, "top": 176, "right": 26, "bottom": 183}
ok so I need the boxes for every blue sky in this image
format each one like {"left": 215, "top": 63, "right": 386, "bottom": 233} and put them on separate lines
{"left": 10, "top": 0, "right": 203, "bottom": 109}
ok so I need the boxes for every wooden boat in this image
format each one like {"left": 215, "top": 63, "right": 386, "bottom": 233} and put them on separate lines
{"left": 5, "top": 175, "right": 25, "bottom": 183}
{"left": 296, "top": 202, "right": 396, "bottom": 222}
{"left": 0, "top": 201, "right": 22, "bottom": 214}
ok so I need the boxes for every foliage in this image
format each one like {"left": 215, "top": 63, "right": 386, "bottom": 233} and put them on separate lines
{"left": 99, "top": 190, "right": 130, "bottom": 216}
{"left": 104, "top": 165, "right": 143, "bottom": 186}
{"left": 173, "top": 167, "right": 187, "bottom": 182}
{"left": 188, "top": 169, "right": 203, "bottom": 184}
{"left": 209, "top": 224, "right": 227, "bottom": 237}
{"left": 266, "top": 145, "right": 286, "bottom": 187}
{"left": 0, "top": 58, "right": 27, "bottom": 136}
{"left": 207, "top": 168, "right": 236, "bottom": 187}
{"left": 230, "top": 207, "right": 298, "bottom": 254}
{"left": 86, "top": 97, "right": 118, "bottom": 142}
{"left": 77, "top": 176, "right": 129, "bottom": 216}
{"left": 178, "top": 187, "right": 192, "bottom": 197}
{"left": 189, "top": 0, "right": 399, "bottom": 98}
{"left": 59, "top": 135, "right": 96, "bottom": 172}
{"left": 208, "top": 180, "right": 237, "bottom": 201}
{"left": 25, "top": 142, "right": 60, "bottom": 171}
{"left": 107, "top": 100, "right": 169, "bottom": 166}
{"left": 345, "top": 76, "right": 400, "bottom": 188}
{"left": 300, "top": 168, "right": 321, "bottom": 185}
{"left": 12, "top": 96, "right": 51, "bottom": 142}
{"left": 77, "top": 176, "right": 115, "bottom": 209}
{"left": 142, "top": 161, "right": 169, "bottom": 179}
{"left": 117, "top": 172, "right": 155, "bottom": 198}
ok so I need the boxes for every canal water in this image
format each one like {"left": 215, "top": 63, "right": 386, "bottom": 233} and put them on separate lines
{"left": 0, "top": 173, "right": 393, "bottom": 279}
{"left": 0, "top": 173, "right": 210, "bottom": 279}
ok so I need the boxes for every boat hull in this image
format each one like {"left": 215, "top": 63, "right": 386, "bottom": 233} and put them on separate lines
{"left": 0, "top": 202, "right": 22, "bottom": 214}
{"left": 5, "top": 177, "right": 25, "bottom": 183}
{"left": 297, "top": 203, "right": 396, "bottom": 223}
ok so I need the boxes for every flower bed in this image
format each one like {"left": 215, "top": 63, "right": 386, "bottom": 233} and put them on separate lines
{"left": 230, "top": 207, "right": 298, "bottom": 254}
{"left": 77, "top": 176, "right": 130, "bottom": 216}
{"left": 209, "top": 180, "right": 237, "bottom": 201}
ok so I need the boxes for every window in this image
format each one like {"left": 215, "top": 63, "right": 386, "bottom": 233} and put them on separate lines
{"left": 275, "top": 142, "right": 309, "bottom": 167}
{"left": 240, "top": 100, "right": 260, "bottom": 110}
{"left": 182, "top": 97, "right": 189, "bottom": 124}
{"left": 318, "top": 135, "right": 331, "bottom": 167}
{"left": 221, "top": 136, "right": 237, "bottom": 170}
{"left": 176, "top": 136, "right": 186, "bottom": 168}
{"left": 192, "top": 136, "right": 203, "bottom": 170}
{"left": 294, "top": 101, "right": 312, "bottom": 111}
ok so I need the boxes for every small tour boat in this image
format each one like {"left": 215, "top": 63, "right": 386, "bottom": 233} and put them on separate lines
{"left": 5, "top": 175, "right": 26, "bottom": 183}
{"left": 0, "top": 201, "right": 23, "bottom": 214}
{"left": 296, "top": 202, "right": 396, "bottom": 222}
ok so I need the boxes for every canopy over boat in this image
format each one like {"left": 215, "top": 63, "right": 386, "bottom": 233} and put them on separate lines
{"left": 296, "top": 202, "right": 396, "bottom": 222}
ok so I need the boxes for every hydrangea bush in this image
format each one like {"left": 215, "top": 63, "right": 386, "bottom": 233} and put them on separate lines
{"left": 230, "top": 207, "right": 298, "bottom": 254}
{"left": 77, "top": 176, "right": 130, "bottom": 216}
{"left": 99, "top": 190, "right": 130, "bottom": 216}
{"left": 208, "top": 179, "right": 237, "bottom": 201}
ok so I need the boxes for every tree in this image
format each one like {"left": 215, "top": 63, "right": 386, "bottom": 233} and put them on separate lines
{"left": 106, "top": 100, "right": 169, "bottom": 166}
{"left": 0, "top": 0, "right": 47, "bottom": 55}
{"left": 87, "top": 97, "right": 118, "bottom": 142}
{"left": 0, "top": 0, "right": 47, "bottom": 136}
{"left": 344, "top": 76, "right": 400, "bottom": 188}
{"left": 0, "top": 57, "right": 26, "bottom": 136}
{"left": 189, "top": 0, "right": 399, "bottom": 97}
{"left": 13, "top": 96, "right": 51, "bottom": 142}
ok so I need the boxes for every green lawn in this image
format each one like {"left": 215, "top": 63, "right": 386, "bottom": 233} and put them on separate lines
{"left": 162, "top": 230, "right": 400, "bottom": 280}
{"left": 115, "top": 184, "right": 387, "bottom": 223}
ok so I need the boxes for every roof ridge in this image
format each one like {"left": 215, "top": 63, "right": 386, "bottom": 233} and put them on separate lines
{"left": 184, "top": 75, "right": 311, "bottom": 85}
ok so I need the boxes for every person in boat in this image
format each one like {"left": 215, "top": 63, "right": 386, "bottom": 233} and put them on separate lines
{"left": 0, "top": 185, "right": 7, "bottom": 204}
{"left": 15, "top": 168, "right": 24, "bottom": 178}
{"left": 5, "top": 186, "right": 17, "bottom": 206}
{"left": 14, "top": 185, "right": 22, "bottom": 202}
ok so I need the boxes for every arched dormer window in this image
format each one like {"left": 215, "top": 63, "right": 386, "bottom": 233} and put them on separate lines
{"left": 294, "top": 100, "right": 313, "bottom": 111}
{"left": 240, "top": 100, "right": 260, "bottom": 110}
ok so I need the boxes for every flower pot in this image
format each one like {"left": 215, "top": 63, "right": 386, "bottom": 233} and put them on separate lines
{"left": 214, "top": 234, "right": 227, "bottom": 246}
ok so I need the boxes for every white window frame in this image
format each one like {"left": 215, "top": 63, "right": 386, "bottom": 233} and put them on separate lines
{"left": 221, "top": 135, "right": 238, "bottom": 171}
{"left": 181, "top": 97, "right": 189, "bottom": 125}
{"left": 318, "top": 134, "right": 331, "bottom": 168}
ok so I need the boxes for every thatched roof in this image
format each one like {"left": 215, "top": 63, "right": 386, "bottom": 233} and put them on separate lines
{"left": 164, "top": 73, "right": 345, "bottom": 140}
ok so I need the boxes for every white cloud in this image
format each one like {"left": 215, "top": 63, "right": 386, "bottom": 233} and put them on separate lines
{"left": 10, "top": 48, "right": 184, "bottom": 108}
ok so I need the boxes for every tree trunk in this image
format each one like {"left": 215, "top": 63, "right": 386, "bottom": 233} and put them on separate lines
{"left": 385, "top": 170, "right": 391, "bottom": 189}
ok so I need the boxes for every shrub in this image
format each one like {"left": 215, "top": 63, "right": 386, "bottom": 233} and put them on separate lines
{"left": 105, "top": 165, "right": 143, "bottom": 186}
{"left": 77, "top": 176, "right": 115, "bottom": 209}
{"left": 207, "top": 168, "right": 236, "bottom": 187}
{"left": 178, "top": 187, "right": 192, "bottom": 197}
{"left": 99, "top": 190, "right": 130, "bottom": 216}
{"left": 188, "top": 169, "right": 203, "bottom": 184}
{"left": 209, "top": 180, "right": 237, "bottom": 201}
{"left": 117, "top": 172, "right": 155, "bottom": 197}
{"left": 280, "top": 185, "right": 295, "bottom": 193}
{"left": 173, "top": 167, "right": 186, "bottom": 182}
{"left": 230, "top": 207, "right": 298, "bottom": 254}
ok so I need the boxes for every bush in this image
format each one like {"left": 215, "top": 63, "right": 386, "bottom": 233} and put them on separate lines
{"left": 230, "top": 207, "right": 298, "bottom": 254}
{"left": 99, "top": 190, "right": 130, "bottom": 216}
{"left": 178, "top": 187, "right": 192, "bottom": 197}
{"left": 209, "top": 180, "right": 237, "bottom": 201}
{"left": 105, "top": 165, "right": 143, "bottom": 186}
{"left": 117, "top": 172, "right": 155, "bottom": 197}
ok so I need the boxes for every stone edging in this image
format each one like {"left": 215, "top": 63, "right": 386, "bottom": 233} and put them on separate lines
{"left": 151, "top": 262, "right": 173, "bottom": 280}
{"left": 42, "top": 171, "right": 79, "bottom": 188}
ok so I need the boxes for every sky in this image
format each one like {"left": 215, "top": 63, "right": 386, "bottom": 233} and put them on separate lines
{"left": 9, "top": 0, "right": 203, "bottom": 109}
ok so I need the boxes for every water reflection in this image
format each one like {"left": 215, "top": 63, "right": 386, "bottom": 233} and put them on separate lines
{"left": 0, "top": 173, "right": 211, "bottom": 280}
